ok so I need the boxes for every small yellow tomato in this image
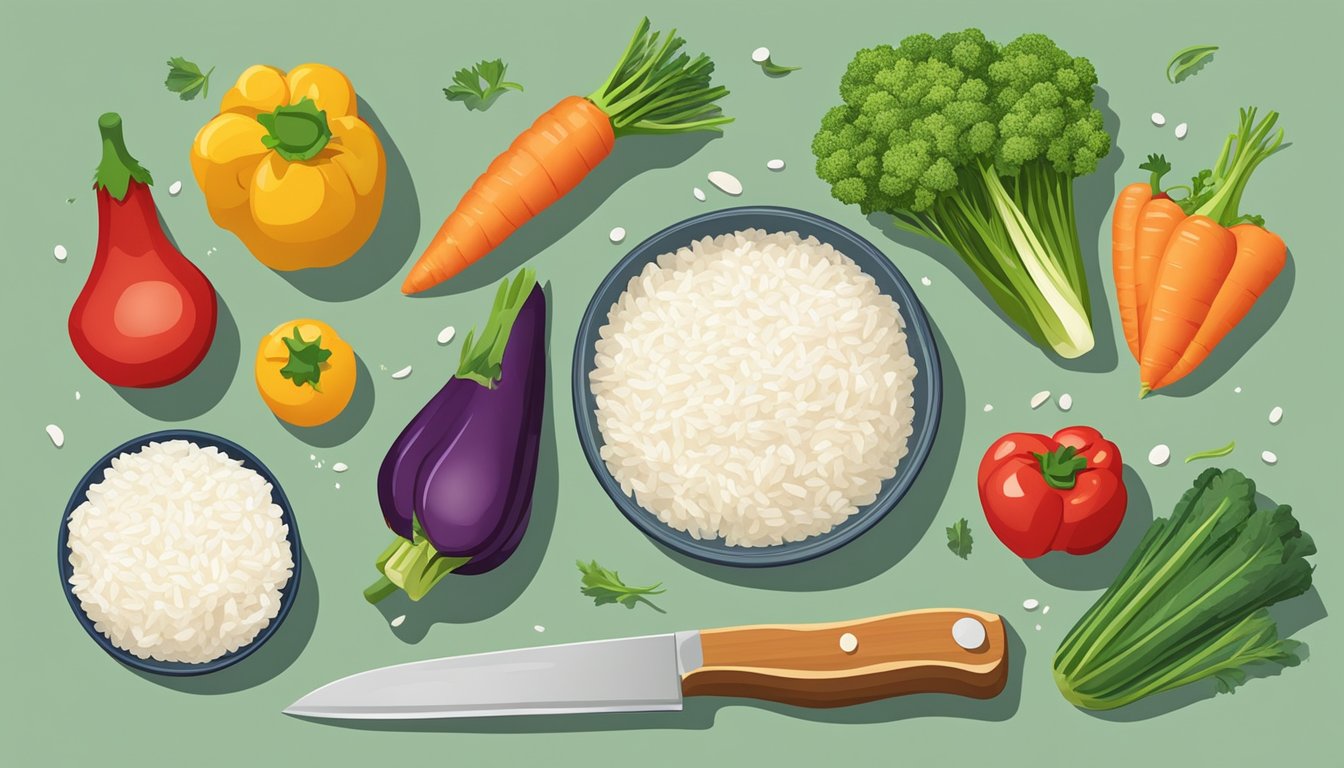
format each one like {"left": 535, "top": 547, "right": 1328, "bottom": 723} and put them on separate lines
{"left": 255, "top": 319, "right": 355, "bottom": 427}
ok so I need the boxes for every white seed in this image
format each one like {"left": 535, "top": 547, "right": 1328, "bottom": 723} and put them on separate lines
{"left": 1023, "top": 599, "right": 1039, "bottom": 611}
{"left": 838, "top": 632, "right": 859, "bottom": 653}
{"left": 437, "top": 325, "right": 456, "bottom": 345}
{"left": 707, "top": 170, "right": 743, "bottom": 196}
{"left": 45, "top": 424, "right": 65, "bottom": 448}
{"left": 53, "top": 244, "right": 68, "bottom": 262}
{"left": 391, "top": 366, "right": 413, "bottom": 380}
{"left": 609, "top": 227, "right": 626, "bottom": 244}
{"left": 168, "top": 180, "right": 183, "bottom": 196}
{"left": 334, "top": 482, "right": 341, "bottom": 490}
{"left": 74, "top": 390, "right": 81, "bottom": 401}
{"left": 1234, "top": 386, "right": 1242, "bottom": 393}
{"left": 1035, "top": 624, "right": 1042, "bottom": 631}
{"left": 1261, "top": 450, "right": 1278, "bottom": 465}
{"left": 983, "top": 404, "right": 993, "bottom": 413}
{"left": 1042, "top": 605, "right": 1050, "bottom": 615}
{"left": 1148, "top": 444, "right": 1171, "bottom": 466}
{"left": 1030, "top": 390, "right": 1051, "bottom": 409}
{"left": 534, "top": 625, "right": 546, "bottom": 633}
{"left": 1175, "top": 122, "right": 1189, "bottom": 139}
{"left": 920, "top": 276, "right": 932, "bottom": 286}
{"left": 692, "top": 187, "right": 706, "bottom": 202}
{"left": 1268, "top": 406, "right": 1283, "bottom": 425}
{"left": 751, "top": 47, "right": 771, "bottom": 64}
{"left": 390, "top": 615, "right": 406, "bottom": 628}
{"left": 1151, "top": 112, "right": 1167, "bottom": 126}
{"left": 1058, "top": 393, "right": 1073, "bottom": 411}
{"left": 309, "top": 454, "right": 317, "bottom": 461}
{"left": 952, "top": 618, "right": 987, "bottom": 650}
{"left": 332, "top": 462, "right": 349, "bottom": 473}
{"left": 766, "top": 158, "right": 785, "bottom": 171}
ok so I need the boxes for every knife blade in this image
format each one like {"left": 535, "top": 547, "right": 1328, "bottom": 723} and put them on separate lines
{"left": 286, "top": 608, "right": 1008, "bottom": 720}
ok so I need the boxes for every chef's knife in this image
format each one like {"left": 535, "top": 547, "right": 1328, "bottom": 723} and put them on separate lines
{"left": 285, "top": 608, "right": 1008, "bottom": 719}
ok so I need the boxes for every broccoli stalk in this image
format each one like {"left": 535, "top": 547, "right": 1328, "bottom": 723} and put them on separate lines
{"left": 813, "top": 30, "right": 1112, "bottom": 359}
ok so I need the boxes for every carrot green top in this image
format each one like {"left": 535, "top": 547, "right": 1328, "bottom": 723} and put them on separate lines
{"left": 587, "top": 17, "right": 731, "bottom": 137}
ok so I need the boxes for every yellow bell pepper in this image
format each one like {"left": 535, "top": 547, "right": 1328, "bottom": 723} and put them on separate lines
{"left": 190, "top": 63, "right": 386, "bottom": 271}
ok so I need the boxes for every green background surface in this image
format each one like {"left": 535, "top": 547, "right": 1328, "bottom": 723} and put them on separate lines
{"left": 3, "top": 0, "right": 1339, "bottom": 764}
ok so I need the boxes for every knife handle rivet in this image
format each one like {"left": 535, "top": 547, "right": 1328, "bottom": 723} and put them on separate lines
{"left": 838, "top": 632, "right": 859, "bottom": 654}
{"left": 952, "top": 617, "right": 987, "bottom": 650}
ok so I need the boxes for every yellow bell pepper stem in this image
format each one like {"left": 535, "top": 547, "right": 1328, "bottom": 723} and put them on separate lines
{"left": 256, "top": 97, "right": 331, "bottom": 161}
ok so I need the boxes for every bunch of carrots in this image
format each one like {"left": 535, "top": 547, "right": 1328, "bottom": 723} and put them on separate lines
{"left": 1112, "top": 107, "right": 1287, "bottom": 396}
{"left": 402, "top": 18, "right": 730, "bottom": 294}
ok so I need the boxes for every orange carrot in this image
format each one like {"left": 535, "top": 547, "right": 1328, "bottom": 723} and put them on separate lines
{"left": 402, "top": 19, "right": 730, "bottom": 294}
{"left": 1153, "top": 224, "right": 1286, "bottom": 389}
{"left": 1111, "top": 183, "right": 1151, "bottom": 361}
{"left": 1132, "top": 198, "right": 1186, "bottom": 349}
{"left": 1137, "top": 215, "right": 1237, "bottom": 395}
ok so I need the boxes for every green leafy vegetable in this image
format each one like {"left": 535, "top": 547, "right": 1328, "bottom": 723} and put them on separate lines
{"left": 1138, "top": 154, "right": 1172, "bottom": 196}
{"left": 1053, "top": 467, "right": 1314, "bottom": 711}
{"left": 165, "top": 56, "right": 215, "bottom": 101}
{"left": 946, "top": 518, "right": 974, "bottom": 559}
{"left": 1166, "top": 44, "right": 1218, "bottom": 84}
{"left": 444, "top": 59, "right": 523, "bottom": 110}
{"left": 457, "top": 268, "right": 537, "bottom": 387}
{"left": 812, "top": 30, "right": 1111, "bottom": 359}
{"left": 279, "top": 326, "right": 332, "bottom": 390}
{"left": 1185, "top": 441, "right": 1236, "bottom": 463}
{"left": 578, "top": 560, "right": 665, "bottom": 611}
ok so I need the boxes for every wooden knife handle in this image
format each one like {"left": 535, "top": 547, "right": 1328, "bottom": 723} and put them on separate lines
{"left": 680, "top": 608, "right": 1008, "bottom": 707}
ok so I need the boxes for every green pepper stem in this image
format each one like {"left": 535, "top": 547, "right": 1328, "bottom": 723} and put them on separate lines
{"left": 94, "top": 112, "right": 153, "bottom": 201}
{"left": 257, "top": 98, "right": 332, "bottom": 162}
{"left": 1034, "top": 445, "right": 1089, "bottom": 491}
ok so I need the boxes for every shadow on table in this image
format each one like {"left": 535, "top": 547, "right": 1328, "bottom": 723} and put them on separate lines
{"left": 278, "top": 98, "right": 420, "bottom": 302}
{"left": 131, "top": 548, "right": 319, "bottom": 694}
{"left": 113, "top": 291, "right": 240, "bottom": 421}
{"left": 866, "top": 86, "right": 1123, "bottom": 375}
{"left": 409, "top": 132, "right": 718, "bottom": 298}
{"left": 664, "top": 317, "right": 965, "bottom": 591}
{"left": 292, "top": 621, "right": 1025, "bottom": 733}
{"left": 1153, "top": 251, "right": 1295, "bottom": 399}
{"left": 371, "top": 286, "right": 559, "bottom": 642}
{"left": 1025, "top": 466, "right": 1153, "bottom": 591}
{"left": 1080, "top": 585, "right": 1326, "bottom": 723}
{"left": 278, "top": 355, "right": 376, "bottom": 448}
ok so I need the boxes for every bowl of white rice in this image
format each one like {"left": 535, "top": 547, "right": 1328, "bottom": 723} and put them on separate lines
{"left": 573, "top": 206, "right": 942, "bottom": 566}
{"left": 58, "top": 430, "right": 300, "bottom": 675}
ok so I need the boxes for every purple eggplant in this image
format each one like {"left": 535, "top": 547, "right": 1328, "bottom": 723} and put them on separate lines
{"left": 365, "top": 269, "right": 546, "bottom": 603}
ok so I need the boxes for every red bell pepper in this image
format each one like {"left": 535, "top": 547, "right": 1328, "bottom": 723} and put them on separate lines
{"left": 977, "top": 426, "right": 1127, "bottom": 558}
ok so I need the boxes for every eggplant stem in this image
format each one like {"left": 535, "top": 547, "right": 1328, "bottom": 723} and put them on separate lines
{"left": 363, "top": 575, "right": 398, "bottom": 604}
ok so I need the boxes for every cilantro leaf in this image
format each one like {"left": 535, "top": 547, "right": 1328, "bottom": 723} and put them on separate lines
{"left": 577, "top": 560, "right": 665, "bottom": 612}
{"left": 946, "top": 518, "right": 973, "bottom": 559}
{"left": 165, "top": 57, "right": 215, "bottom": 101}
{"left": 443, "top": 59, "right": 523, "bottom": 111}
{"left": 279, "top": 327, "right": 332, "bottom": 390}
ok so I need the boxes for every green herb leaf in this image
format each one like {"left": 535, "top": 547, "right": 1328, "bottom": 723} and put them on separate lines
{"left": 1184, "top": 441, "right": 1236, "bottom": 463}
{"left": 1166, "top": 44, "right": 1218, "bottom": 84}
{"left": 279, "top": 326, "right": 332, "bottom": 390}
{"left": 165, "top": 56, "right": 215, "bottom": 101}
{"left": 946, "top": 518, "right": 973, "bottom": 559}
{"left": 577, "top": 560, "right": 665, "bottom": 611}
{"left": 443, "top": 59, "right": 523, "bottom": 111}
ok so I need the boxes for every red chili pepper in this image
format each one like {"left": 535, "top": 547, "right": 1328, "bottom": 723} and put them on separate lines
{"left": 976, "top": 426, "right": 1127, "bottom": 558}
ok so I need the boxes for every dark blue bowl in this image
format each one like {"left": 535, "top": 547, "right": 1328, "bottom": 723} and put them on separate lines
{"left": 57, "top": 430, "right": 302, "bottom": 676}
{"left": 572, "top": 206, "right": 943, "bottom": 567}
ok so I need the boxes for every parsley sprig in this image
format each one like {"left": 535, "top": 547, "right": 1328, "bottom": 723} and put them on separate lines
{"left": 578, "top": 560, "right": 665, "bottom": 612}
{"left": 165, "top": 57, "right": 215, "bottom": 101}
{"left": 444, "top": 59, "right": 522, "bottom": 111}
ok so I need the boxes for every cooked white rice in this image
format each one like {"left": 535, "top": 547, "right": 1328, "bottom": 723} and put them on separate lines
{"left": 67, "top": 440, "right": 294, "bottom": 663}
{"left": 591, "top": 229, "right": 917, "bottom": 547}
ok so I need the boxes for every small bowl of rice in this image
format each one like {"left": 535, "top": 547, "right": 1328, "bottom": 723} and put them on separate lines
{"left": 57, "top": 430, "right": 301, "bottom": 675}
{"left": 573, "top": 206, "right": 942, "bottom": 566}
